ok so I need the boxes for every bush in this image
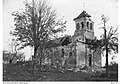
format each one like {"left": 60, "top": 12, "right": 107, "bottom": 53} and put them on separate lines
{"left": 109, "top": 62, "right": 118, "bottom": 71}
{"left": 102, "top": 62, "right": 118, "bottom": 72}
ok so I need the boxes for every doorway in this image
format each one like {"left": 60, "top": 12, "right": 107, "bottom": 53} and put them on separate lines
{"left": 89, "top": 54, "right": 92, "bottom": 66}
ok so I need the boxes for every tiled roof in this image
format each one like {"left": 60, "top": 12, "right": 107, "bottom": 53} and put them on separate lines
{"left": 73, "top": 11, "right": 91, "bottom": 20}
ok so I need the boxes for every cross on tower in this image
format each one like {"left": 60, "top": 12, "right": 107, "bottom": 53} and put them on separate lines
{"left": 83, "top": 3, "right": 85, "bottom": 10}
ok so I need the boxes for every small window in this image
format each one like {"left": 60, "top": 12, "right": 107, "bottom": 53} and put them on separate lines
{"left": 69, "top": 52, "right": 72, "bottom": 57}
{"left": 90, "top": 23, "right": 92, "bottom": 30}
{"left": 76, "top": 23, "right": 80, "bottom": 30}
{"left": 50, "top": 50, "right": 52, "bottom": 52}
{"left": 78, "top": 38, "right": 81, "bottom": 40}
{"left": 81, "top": 22, "right": 84, "bottom": 29}
{"left": 87, "top": 22, "right": 89, "bottom": 29}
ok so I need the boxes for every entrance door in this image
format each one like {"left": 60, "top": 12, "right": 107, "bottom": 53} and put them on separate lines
{"left": 89, "top": 54, "right": 92, "bottom": 66}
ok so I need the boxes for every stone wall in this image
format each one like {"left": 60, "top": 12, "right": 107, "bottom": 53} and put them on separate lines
{"left": 93, "top": 49, "right": 102, "bottom": 67}
{"left": 76, "top": 42, "right": 86, "bottom": 68}
{"left": 38, "top": 42, "right": 101, "bottom": 69}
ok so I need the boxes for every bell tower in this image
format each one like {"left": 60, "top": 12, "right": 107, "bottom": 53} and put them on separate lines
{"left": 73, "top": 10, "right": 95, "bottom": 40}
{"left": 73, "top": 10, "right": 96, "bottom": 68}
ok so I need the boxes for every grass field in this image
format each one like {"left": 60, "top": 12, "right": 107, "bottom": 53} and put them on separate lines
{"left": 3, "top": 61, "right": 118, "bottom": 81}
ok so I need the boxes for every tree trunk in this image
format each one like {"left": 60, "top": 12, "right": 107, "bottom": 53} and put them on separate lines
{"left": 103, "top": 19, "right": 109, "bottom": 77}
{"left": 39, "top": 49, "right": 43, "bottom": 70}
{"left": 75, "top": 41, "right": 77, "bottom": 68}
{"left": 33, "top": 46, "right": 38, "bottom": 74}
{"left": 106, "top": 43, "right": 109, "bottom": 77}
{"left": 34, "top": 46, "right": 38, "bottom": 58}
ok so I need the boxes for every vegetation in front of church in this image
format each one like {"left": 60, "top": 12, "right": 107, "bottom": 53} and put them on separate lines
{"left": 3, "top": 61, "right": 118, "bottom": 81}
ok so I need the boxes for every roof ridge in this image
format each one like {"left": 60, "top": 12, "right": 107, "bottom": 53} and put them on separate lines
{"left": 73, "top": 10, "right": 91, "bottom": 20}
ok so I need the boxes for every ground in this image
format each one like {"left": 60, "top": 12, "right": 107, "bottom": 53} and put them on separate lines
{"left": 3, "top": 61, "right": 118, "bottom": 81}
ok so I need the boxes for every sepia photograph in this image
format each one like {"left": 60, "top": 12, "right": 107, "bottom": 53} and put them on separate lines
{"left": 3, "top": 0, "right": 118, "bottom": 83}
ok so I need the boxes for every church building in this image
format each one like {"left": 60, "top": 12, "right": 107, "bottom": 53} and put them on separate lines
{"left": 39, "top": 10, "right": 102, "bottom": 70}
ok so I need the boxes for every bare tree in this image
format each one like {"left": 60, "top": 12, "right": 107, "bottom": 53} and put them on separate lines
{"left": 82, "top": 15, "right": 118, "bottom": 77}
{"left": 11, "top": 0, "right": 66, "bottom": 72}
{"left": 100, "top": 15, "right": 118, "bottom": 77}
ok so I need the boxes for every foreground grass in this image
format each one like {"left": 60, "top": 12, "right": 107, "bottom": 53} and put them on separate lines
{"left": 3, "top": 61, "right": 118, "bottom": 81}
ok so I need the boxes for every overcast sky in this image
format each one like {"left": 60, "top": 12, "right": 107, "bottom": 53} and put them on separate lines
{"left": 3, "top": 0, "right": 118, "bottom": 64}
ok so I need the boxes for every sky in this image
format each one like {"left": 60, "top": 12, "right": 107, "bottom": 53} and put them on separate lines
{"left": 3, "top": 0, "right": 118, "bottom": 65}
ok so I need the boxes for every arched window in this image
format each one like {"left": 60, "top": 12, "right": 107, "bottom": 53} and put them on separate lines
{"left": 61, "top": 48, "right": 65, "bottom": 58}
{"left": 90, "top": 23, "right": 92, "bottom": 30}
{"left": 76, "top": 23, "right": 80, "bottom": 30}
{"left": 81, "top": 22, "right": 84, "bottom": 29}
{"left": 69, "top": 52, "right": 72, "bottom": 57}
{"left": 87, "top": 22, "right": 89, "bottom": 29}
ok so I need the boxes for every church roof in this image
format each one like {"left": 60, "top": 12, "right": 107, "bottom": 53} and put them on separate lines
{"left": 45, "top": 36, "right": 72, "bottom": 48}
{"left": 73, "top": 11, "right": 91, "bottom": 20}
